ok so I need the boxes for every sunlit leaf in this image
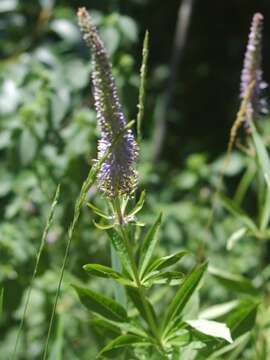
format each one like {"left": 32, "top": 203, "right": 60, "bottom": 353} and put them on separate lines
{"left": 186, "top": 319, "right": 233, "bottom": 343}
{"left": 227, "top": 227, "right": 247, "bottom": 250}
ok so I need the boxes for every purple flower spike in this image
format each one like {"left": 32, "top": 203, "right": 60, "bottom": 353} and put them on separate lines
{"left": 240, "top": 13, "right": 268, "bottom": 125}
{"left": 78, "top": 8, "right": 138, "bottom": 198}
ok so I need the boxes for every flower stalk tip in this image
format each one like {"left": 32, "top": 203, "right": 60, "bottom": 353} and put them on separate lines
{"left": 77, "top": 7, "right": 138, "bottom": 198}
{"left": 240, "top": 12, "right": 268, "bottom": 125}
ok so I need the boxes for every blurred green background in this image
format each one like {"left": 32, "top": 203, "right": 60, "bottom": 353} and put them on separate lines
{"left": 1, "top": 0, "right": 270, "bottom": 358}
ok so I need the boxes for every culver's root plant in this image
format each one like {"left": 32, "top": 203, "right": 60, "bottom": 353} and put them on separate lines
{"left": 71, "top": 8, "right": 258, "bottom": 359}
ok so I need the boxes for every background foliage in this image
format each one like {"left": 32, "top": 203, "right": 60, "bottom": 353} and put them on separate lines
{"left": 1, "top": 0, "right": 270, "bottom": 359}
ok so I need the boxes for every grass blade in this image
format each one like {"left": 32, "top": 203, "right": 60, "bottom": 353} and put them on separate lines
{"left": 137, "top": 30, "right": 149, "bottom": 142}
{"left": 12, "top": 184, "right": 60, "bottom": 360}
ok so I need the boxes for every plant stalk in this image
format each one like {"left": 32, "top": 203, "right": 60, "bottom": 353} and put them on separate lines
{"left": 113, "top": 198, "right": 162, "bottom": 348}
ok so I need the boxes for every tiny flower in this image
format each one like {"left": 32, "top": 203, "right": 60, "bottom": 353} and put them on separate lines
{"left": 77, "top": 8, "right": 138, "bottom": 198}
{"left": 240, "top": 13, "right": 268, "bottom": 125}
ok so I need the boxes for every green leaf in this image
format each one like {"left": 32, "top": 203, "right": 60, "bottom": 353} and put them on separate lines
{"left": 107, "top": 229, "right": 134, "bottom": 279}
{"left": 219, "top": 195, "right": 257, "bottom": 231}
{"left": 162, "top": 262, "right": 207, "bottom": 335}
{"left": 126, "top": 286, "right": 157, "bottom": 326}
{"left": 226, "top": 227, "right": 247, "bottom": 250}
{"left": 91, "top": 317, "right": 121, "bottom": 339}
{"left": 207, "top": 333, "right": 250, "bottom": 360}
{"left": 72, "top": 285, "right": 128, "bottom": 323}
{"left": 87, "top": 202, "right": 110, "bottom": 219}
{"left": 145, "top": 251, "right": 187, "bottom": 274}
{"left": 196, "top": 300, "right": 258, "bottom": 358}
{"left": 186, "top": 319, "right": 233, "bottom": 343}
{"left": 226, "top": 299, "right": 259, "bottom": 340}
{"left": 142, "top": 271, "right": 184, "bottom": 287}
{"left": 98, "top": 334, "right": 152, "bottom": 358}
{"left": 199, "top": 300, "right": 239, "bottom": 320}
{"left": 83, "top": 264, "right": 134, "bottom": 286}
{"left": 209, "top": 266, "right": 257, "bottom": 295}
{"left": 93, "top": 220, "right": 114, "bottom": 230}
{"left": 139, "top": 213, "right": 162, "bottom": 278}
{"left": 128, "top": 190, "right": 145, "bottom": 217}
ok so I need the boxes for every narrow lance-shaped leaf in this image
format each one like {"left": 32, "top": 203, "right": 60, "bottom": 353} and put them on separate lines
{"left": 162, "top": 262, "right": 208, "bottom": 336}
{"left": 186, "top": 319, "right": 233, "bottom": 343}
{"left": 145, "top": 251, "right": 187, "bottom": 275}
{"left": 128, "top": 190, "right": 145, "bottom": 217}
{"left": 83, "top": 264, "right": 134, "bottom": 286}
{"left": 98, "top": 334, "right": 152, "bottom": 359}
{"left": 126, "top": 286, "right": 157, "bottom": 328}
{"left": 139, "top": 213, "right": 162, "bottom": 278}
{"left": 72, "top": 285, "right": 128, "bottom": 323}
{"left": 107, "top": 229, "right": 134, "bottom": 279}
{"left": 226, "top": 299, "right": 259, "bottom": 340}
{"left": 87, "top": 202, "right": 110, "bottom": 219}
{"left": 227, "top": 227, "right": 247, "bottom": 250}
{"left": 142, "top": 271, "right": 184, "bottom": 287}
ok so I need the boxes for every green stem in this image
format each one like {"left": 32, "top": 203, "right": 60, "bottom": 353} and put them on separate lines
{"left": 113, "top": 198, "right": 161, "bottom": 347}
